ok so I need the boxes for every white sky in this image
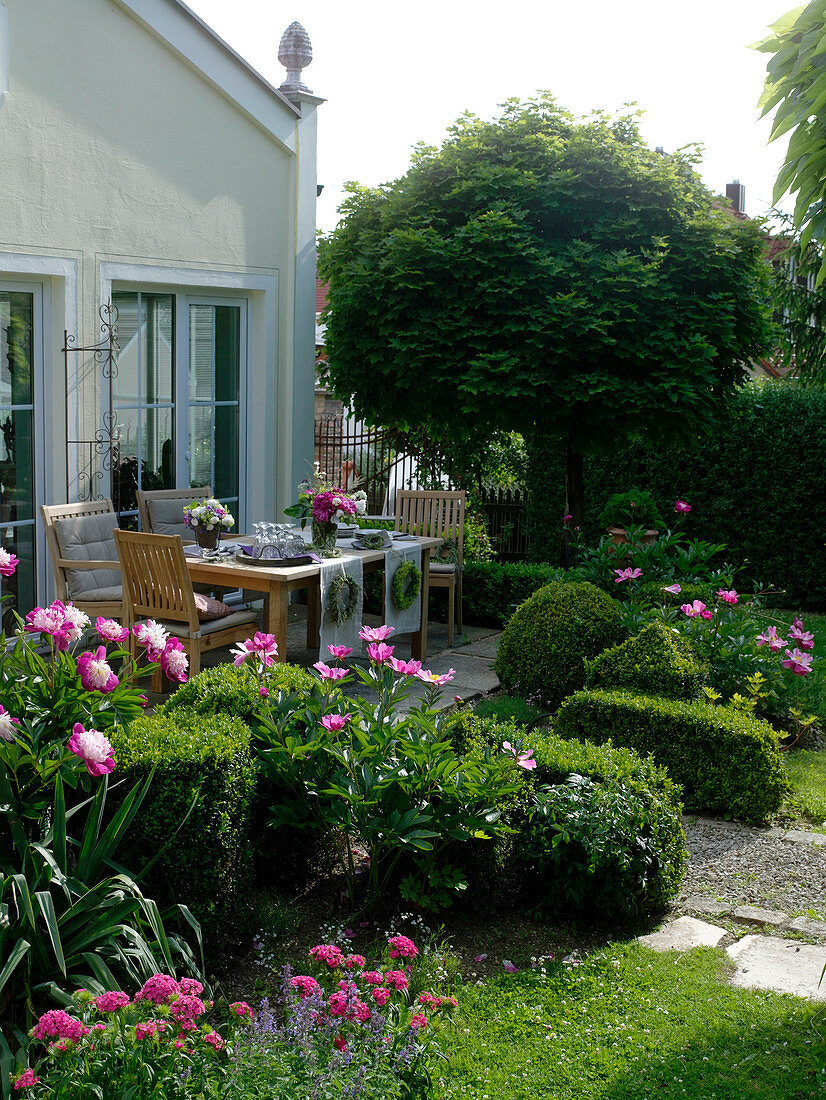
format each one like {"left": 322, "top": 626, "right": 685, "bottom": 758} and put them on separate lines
{"left": 186, "top": 0, "right": 795, "bottom": 234}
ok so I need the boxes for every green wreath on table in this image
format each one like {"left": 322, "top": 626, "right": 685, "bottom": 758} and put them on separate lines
{"left": 392, "top": 560, "right": 422, "bottom": 611}
{"left": 326, "top": 572, "right": 361, "bottom": 626}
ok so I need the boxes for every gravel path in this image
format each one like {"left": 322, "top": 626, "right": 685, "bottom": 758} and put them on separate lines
{"left": 678, "top": 817, "right": 826, "bottom": 916}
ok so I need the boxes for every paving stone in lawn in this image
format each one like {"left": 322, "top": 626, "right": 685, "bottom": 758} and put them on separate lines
{"left": 727, "top": 935, "right": 826, "bottom": 1001}
{"left": 637, "top": 916, "right": 728, "bottom": 951}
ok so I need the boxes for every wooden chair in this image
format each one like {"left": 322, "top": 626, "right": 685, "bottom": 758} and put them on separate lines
{"left": 41, "top": 500, "right": 123, "bottom": 619}
{"left": 394, "top": 490, "right": 466, "bottom": 646}
{"left": 136, "top": 486, "right": 212, "bottom": 541}
{"left": 114, "top": 528, "right": 258, "bottom": 688}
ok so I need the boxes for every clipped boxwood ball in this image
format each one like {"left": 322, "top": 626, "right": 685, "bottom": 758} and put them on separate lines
{"left": 494, "top": 581, "right": 626, "bottom": 710}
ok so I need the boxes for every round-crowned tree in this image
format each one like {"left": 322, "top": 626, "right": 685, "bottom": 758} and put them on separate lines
{"left": 495, "top": 581, "right": 626, "bottom": 710}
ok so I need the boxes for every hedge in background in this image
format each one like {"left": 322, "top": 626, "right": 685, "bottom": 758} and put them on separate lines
{"left": 526, "top": 383, "right": 826, "bottom": 608}
{"left": 463, "top": 561, "right": 565, "bottom": 627}
{"left": 494, "top": 581, "right": 626, "bottom": 709}
{"left": 554, "top": 689, "right": 788, "bottom": 822}
{"left": 109, "top": 707, "right": 256, "bottom": 936}
{"left": 585, "top": 622, "right": 707, "bottom": 701}
{"left": 455, "top": 714, "right": 686, "bottom": 919}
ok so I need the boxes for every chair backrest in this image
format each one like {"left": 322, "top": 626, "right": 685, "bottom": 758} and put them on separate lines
{"left": 394, "top": 490, "right": 466, "bottom": 562}
{"left": 114, "top": 529, "right": 199, "bottom": 630}
{"left": 136, "top": 486, "right": 212, "bottom": 541}
{"left": 41, "top": 500, "right": 120, "bottom": 601}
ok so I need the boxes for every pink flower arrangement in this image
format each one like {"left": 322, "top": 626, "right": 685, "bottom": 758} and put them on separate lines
{"left": 76, "top": 646, "right": 119, "bottom": 693}
{"left": 68, "top": 723, "right": 115, "bottom": 777}
{"left": 0, "top": 704, "right": 20, "bottom": 742}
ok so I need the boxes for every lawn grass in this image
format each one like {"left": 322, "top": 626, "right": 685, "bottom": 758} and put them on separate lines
{"left": 783, "top": 750, "right": 826, "bottom": 829}
{"left": 436, "top": 943, "right": 826, "bottom": 1099}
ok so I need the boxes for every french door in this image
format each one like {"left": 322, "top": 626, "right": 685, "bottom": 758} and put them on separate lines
{"left": 112, "top": 292, "right": 247, "bottom": 532}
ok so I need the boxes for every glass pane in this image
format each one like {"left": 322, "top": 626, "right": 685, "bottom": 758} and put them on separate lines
{"left": 0, "top": 292, "right": 33, "bottom": 406}
{"left": 214, "top": 306, "right": 240, "bottom": 403}
{"left": 0, "top": 523, "right": 34, "bottom": 630}
{"left": 112, "top": 293, "right": 141, "bottom": 404}
{"left": 189, "top": 305, "right": 215, "bottom": 403}
{"left": 213, "top": 404, "right": 239, "bottom": 501}
{"left": 0, "top": 409, "right": 34, "bottom": 524}
{"left": 188, "top": 405, "right": 214, "bottom": 489}
{"left": 145, "top": 295, "right": 174, "bottom": 404}
{"left": 113, "top": 406, "right": 174, "bottom": 514}
{"left": 113, "top": 293, "right": 174, "bottom": 406}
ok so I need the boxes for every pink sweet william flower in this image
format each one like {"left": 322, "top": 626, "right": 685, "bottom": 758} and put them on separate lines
{"left": 674, "top": 500, "right": 692, "bottom": 514}
{"left": 96, "top": 617, "right": 130, "bottom": 644}
{"left": 354, "top": 1000, "right": 372, "bottom": 1023}
{"left": 367, "top": 642, "right": 394, "bottom": 663}
{"left": 32, "top": 1009, "right": 89, "bottom": 1042}
{"left": 132, "top": 620, "right": 169, "bottom": 661}
{"left": 313, "top": 661, "right": 349, "bottom": 680}
{"left": 94, "top": 991, "right": 129, "bottom": 1013}
{"left": 0, "top": 546, "right": 18, "bottom": 577}
{"left": 410, "top": 1013, "right": 428, "bottom": 1029}
{"left": 614, "top": 567, "right": 642, "bottom": 583}
{"left": 321, "top": 713, "right": 350, "bottom": 731}
{"left": 291, "top": 975, "right": 321, "bottom": 999}
{"left": 383, "top": 970, "right": 409, "bottom": 991}
{"left": 359, "top": 624, "right": 395, "bottom": 642}
{"left": 782, "top": 648, "right": 813, "bottom": 675}
{"left": 160, "top": 637, "right": 189, "bottom": 684}
{"left": 327, "top": 991, "right": 349, "bottom": 1017}
{"left": 717, "top": 589, "right": 739, "bottom": 605}
{"left": 169, "top": 995, "right": 206, "bottom": 1031}
{"left": 662, "top": 583, "right": 681, "bottom": 595}
{"left": 388, "top": 656, "right": 423, "bottom": 676}
{"left": 179, "top": 978, "right": 204, "bottom": 996}
{"left": 13, "top": 1070, "right": 40, "bottom": 1090}
{"left": 757, "top": 626, "right": 788, "bottom": 653}
{"left": 416, "top": 668, "right": 455, "bottom": 686}
{"left": 309, "top": 943, "right": 343, "bottom": 968}
{"left": 230, "top": 1001, "right": 253, "bottom": 1019}
{"left": 681, "top": 601, "right": 707, "bottom": 619}
{"left": 68, "top": 723, "right": 115, "bottom": 777}
{"left": 76, "top": 646, "right": 119, "bottom": 693}
{"left": 0, "top": 705, "right": 20, "bottom": 742}
{"left": 371, "top": 986, "right": 391, "bottom": 1006}
{"left": 360, "top": 970, "right": 383, "bottom": 985}
{"left": 328, "top": 644, "right": 353, "bottom": 659}
{"left": 334, "top": 1035, "right": 347, "bottom": 1052}
{"left": 134, "top": 974, "right": 180, "bottom": 1004}
{"left": 135, "top": 1021, "right": 161, "bottom": 1041}
{"left": 502, "top": 741, "right": 537, "bottom": 770}
{"left": 388, "top": 935, "right": 419, "bottom": 959}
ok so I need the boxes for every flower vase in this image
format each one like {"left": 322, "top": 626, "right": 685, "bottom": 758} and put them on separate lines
{"left": 195, "top": 526, "right": 221, "bottom": 552}
{"left": 312, "top": 520, "right": 340, "bottom": 558}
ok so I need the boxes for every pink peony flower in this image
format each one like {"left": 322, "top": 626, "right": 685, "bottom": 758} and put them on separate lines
{"left": 0, "top": 547, "right": 19, "bottom": 577}
{"left": 388, "top": 935, "right": 419, "bottom": 959}
{"left": 613, "top": 567, "right": 642, "bottom": 583}
{"left": 68, "top": 723, "right": 115, "bottom": 777}
{"left": 716, "top": 589, "right": 739, "bottom": 605}
{"left": 94, "top": 991, "right": 129, "bottom": 1013}
{"left": 789, "top": 623, "right": 815, "bottom": 650}
{"left": 680, "top": 601, "right": 707, "bottom": 619}
{"left": 313, "top": 661, "right": 350, "bottom": 680}
{"left": 13, "top": 1070, "right": 40, "bottom": 1090}
{"left": 132, "top": 620, "right": 169, "bottom": 661}
{"left": 359, "top": 624, "right": 395, "bottom": 642}
{"left": 259, "top": 686, "right": 270, "bottom": 697}
{"left": 76, "top": 646, "right": 119, "bottom": 693}
{"left": 388, "top": 656, "right": 423, "bottom": 676}
{"left": 0, "top": 705, "right": 21, "bottom": 742}
{"left": 61, "top": 604, "right": 90, "bottom": 645}
{"left": 96, "top": 617, "right": 130, "bottom": 644}
{"left": 674, "top": 500, "right": 692, "bottom": 514}
{"left": 782, "top": 648, "right": 813, "bottom": 675}
{"left": 662, "top": 583, "right": 681, "bottom": 595}
{"left": 160, "top": 637, "right": 189, "bottom": 683}
{"left": 25, "top": 603, "right": 70, "bottom": 643}
{"left": 415, "top": 668, "right": 456, "bottom": 686}
{"left": 328, "top": 644, "right": 353, "bottom": 659}
{"left": 502, "top": 741, "right": 537, "bottom": 770}
{"left": 756, "top": 626, "right": 788, "bottom": 652}
{"left": 366, "top": 642, "right": 394, "bottom": 663}
{"left": 321, "top": 713, "right": 350, "bottom": 731}
{"left": 563, "top": 514, "right": 573, "bottom": 523}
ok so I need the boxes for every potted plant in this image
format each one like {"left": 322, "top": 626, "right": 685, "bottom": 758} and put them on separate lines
{"left": 598, "top": 489, "right": 664, "bottom": 547}
{"left": 183, "top": 497, "right": 235, "bottom": 551}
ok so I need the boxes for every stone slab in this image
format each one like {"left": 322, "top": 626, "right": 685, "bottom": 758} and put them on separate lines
{"left": 637, "top": 916, "right": 728, "bottom": 952}
{"left": 683, "top": 896, "right": 731, "bottom": 917}
{"left": 454, "top": 634, "right": 501, "bottom": 660}
{"left": 732, "top": 905, "right": 789, "bottom": 928}
{"left": 788, "top": 917, "right": 826, "bottom": 937}
{"left": 425, "top": 652, "right": 501, "bottom": 694}
{"left": 727, "top": 935, "right": 826, "bottom": 1001}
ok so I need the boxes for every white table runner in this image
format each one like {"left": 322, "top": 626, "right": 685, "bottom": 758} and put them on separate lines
{"left": 319, "top": 555, "right": 364, "bottom": 655}
{"left": 383, "top": 541, "right": 423, "bottom": 637}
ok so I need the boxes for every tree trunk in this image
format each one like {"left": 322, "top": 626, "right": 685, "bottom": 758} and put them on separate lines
{"left": 562, "top": 439, "right": 584, "bottom": 568}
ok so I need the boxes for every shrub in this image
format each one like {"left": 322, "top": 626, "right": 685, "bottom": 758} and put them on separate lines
{"left": 463, "top": 561, "right": 565, "bottom": 627}
{"left": 585, "top": 622, "right": 707, "bottom": 700}
{"left": 597, "top": 488, "right": 665, "bottom": 532}
{"left": 109, "top": 708, "right": 256, "bottom": 933}
{"left": 494, "top": 581, "right": 626, "bottom": 709}
{"left": 554, "top": 689, "right": 788, "bottom": 822}
{"left": 160, "top": 661, "right": 313, "bottom": 721}
{"left": 454, "top": 714, "right": 686, "bottom": 919}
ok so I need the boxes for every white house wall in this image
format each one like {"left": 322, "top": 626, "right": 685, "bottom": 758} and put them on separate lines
{"left": 0, "top": 0, "right": 318, "bottom": 554}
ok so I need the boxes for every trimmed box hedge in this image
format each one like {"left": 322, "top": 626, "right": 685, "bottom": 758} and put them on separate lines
{"left": 160, "top": 660, "right": 313, "bottom": 720}
{"left": 585, "top": 621, "right": 707, "bottom": 700}
{"left": 463, "top": 561, "right": 565, "bottom": 627}
{"left": 554, "top": 689, "right": 788, "bottom": 823}
{"left": 454, "top": 714, "right": 687, "bottom": 919}
{"left": 109, "top": 706, "right": 256, "bottom": 934}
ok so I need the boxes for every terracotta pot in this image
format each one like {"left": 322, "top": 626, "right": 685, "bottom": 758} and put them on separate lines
{"left": 607, "top": 526, "right": 659, "bottom": 548}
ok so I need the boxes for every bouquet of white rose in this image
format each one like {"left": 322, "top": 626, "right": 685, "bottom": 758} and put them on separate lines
{"left": 183, "top": 497, "right": 235, "bottom": 532}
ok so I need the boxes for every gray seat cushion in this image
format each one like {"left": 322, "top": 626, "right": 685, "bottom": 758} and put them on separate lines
{"left": 429, "top": 563, "right": 457, "bottom": 575}
{"left": 156, "top": 608, "right": 258, "bottom": 638}
{"left": 146, "top": 498, "right": 193, "bottom": 541}
{"left": 53, "top": 513, "right": 122, "bottom": 599}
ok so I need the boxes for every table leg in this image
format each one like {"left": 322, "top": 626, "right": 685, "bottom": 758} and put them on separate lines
{"left": 264, "top": 581, "right": 290, "bottom": 664}
{"left": 411, "top": 548, "right": 431, "bottom": 662}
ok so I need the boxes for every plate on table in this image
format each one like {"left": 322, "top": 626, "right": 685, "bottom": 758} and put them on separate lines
{"left": 235, "top": 548, "right": 320, "bottom": 568}
{"left": 336, "top": 525, "right": 359, "bottom": 538}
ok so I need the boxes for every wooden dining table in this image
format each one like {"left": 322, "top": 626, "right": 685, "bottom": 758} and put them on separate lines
{"left": 184, "top": 534, "right": 443, "bottom": 664}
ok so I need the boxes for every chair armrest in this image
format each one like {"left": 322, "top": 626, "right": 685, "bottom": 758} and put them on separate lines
{"left": 56, "top": 558, "right": 122, "bottom": 571}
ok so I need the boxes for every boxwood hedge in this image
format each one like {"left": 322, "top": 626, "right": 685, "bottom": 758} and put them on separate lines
{"left": 585, "top": 621, "right": 707, "bottom": 700}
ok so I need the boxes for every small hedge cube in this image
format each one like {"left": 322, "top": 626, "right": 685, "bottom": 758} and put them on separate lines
{"left": 160, "top": 660, "right": 314, "bottom": 721}
{"left": 554, "top": 689, "right": 788, "bottom": 822}
{"left": 585, "top": 621, "right": 707, "bottom": 700}
{"left": 109, "top": 707, "right": 256, "bottom": 934}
